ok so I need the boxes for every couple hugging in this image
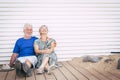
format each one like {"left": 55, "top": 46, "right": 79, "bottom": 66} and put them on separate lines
{"left": 9, "top": 23, "right": 59, "bottom": 77}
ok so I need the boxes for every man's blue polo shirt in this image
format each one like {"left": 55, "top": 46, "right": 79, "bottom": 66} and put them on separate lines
{"left": 13, "top": 36, "right": 38, "bottom": 58}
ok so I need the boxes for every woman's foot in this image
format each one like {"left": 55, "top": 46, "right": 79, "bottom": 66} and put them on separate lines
{"left": 36, "top": 67, "right": 44, "bottom": 74}
{"left": 47, "top": 64, "right": 56, "bottom": 75}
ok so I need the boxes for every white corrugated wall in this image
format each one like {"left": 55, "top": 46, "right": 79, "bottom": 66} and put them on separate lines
{"left": 0, "top": 0, "right": 120, "bottom": 64}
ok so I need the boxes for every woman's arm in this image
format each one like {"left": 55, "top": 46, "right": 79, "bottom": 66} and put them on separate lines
{"left": 34, "top": 40, "right": 56, "bottom": 54}
{"left": 34, "top": 44, "right": 44, "bottom": 54}
{"left": 34, "top": 43, "right": 49, "bottom": 54}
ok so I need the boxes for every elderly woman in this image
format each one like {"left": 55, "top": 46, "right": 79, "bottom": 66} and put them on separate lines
{"left": 34, "top": 25, "right": 57, "bottom": 74}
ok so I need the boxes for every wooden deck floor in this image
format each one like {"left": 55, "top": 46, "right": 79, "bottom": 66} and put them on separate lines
{"left": 0, "top": 55, "right": 120, "bottom": 80}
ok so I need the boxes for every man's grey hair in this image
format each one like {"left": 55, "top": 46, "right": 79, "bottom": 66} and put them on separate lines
{"left": 23, "top": 23, "right": 32, "bottom": 30}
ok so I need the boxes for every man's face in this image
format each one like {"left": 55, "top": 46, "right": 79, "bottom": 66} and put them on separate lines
{"left": 24, "top": 27, "right": 33, "bottom": 37}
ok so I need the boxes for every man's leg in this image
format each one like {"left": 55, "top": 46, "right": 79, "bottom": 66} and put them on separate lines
{"left": 19, "top": 56, "right": 37, "bottom": 77}
{"left": 14, "top": 60, "right": 26, "bottom": 77}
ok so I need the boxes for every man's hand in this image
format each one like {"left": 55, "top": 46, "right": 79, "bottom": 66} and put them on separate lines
{"left": 9, "top": 53, "right": 18, "bottom": 67}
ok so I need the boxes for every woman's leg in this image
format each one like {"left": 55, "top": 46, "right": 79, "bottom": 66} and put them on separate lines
{"left": 39, "top": 56, "right": 49, "bottom": 68}
{"left": 37, "top": 56, "right": 49, "bottom": 74}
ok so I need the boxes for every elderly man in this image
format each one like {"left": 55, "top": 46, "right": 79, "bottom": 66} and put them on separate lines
{"left": 9, "top": 23, "right": 38, "bottom": 77}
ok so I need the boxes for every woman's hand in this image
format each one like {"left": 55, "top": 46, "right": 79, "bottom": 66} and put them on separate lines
{"left": 44, "top": 49, "right": 52, "bottom": 54}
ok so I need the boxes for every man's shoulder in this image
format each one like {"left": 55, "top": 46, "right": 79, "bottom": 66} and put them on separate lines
{"left": 31, "top": 36, "right": 38, "bottom": 40}
{"left": 17, "top": 37, "right": 24, "bottom": 41}
{"left": 14, "top": 37, "right": 24, "bottom": 44}
{"left": 34, "top": 38, "right": 40, "bottom": 42}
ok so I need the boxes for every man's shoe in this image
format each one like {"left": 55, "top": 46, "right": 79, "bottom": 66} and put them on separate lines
{"left": 22, "top": 63, "right": 32, "bottom": 77}
{"left": 26, "top": 69, "right": 32, "bottom": 77}
{"left": 15, "top": 60, "right": 21, "bottom": 70}
{"left": 16, "top": 69, "right": 26, "bottom": 77}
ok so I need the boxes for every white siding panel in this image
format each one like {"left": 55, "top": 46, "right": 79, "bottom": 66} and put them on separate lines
{"left": 0, "top": 0, "right": 120, "bottom": 64}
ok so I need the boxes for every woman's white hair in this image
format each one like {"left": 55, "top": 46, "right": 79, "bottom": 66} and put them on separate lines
{"left": 39, "top": 25, "right": 48, "bottom": 32}
{"left": 23, "top": 23, "right": 32, "bottom": 30}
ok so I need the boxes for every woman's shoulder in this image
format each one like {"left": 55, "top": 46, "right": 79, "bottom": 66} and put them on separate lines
{"left": 35, "top": 38, "right": 40, "bottom": 42}
{"left": 34, "top": 39, "right": 42, "bottom": 45}
{"left": 48, "top": 37, "right": 54, "bottom": 40}
{"left": 48, "top": 38, "right": 56, "bottom": 42}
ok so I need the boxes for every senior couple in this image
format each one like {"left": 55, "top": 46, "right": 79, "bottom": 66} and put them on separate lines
{"left": 9, "top": 23, "right": 58, "bottom": 77}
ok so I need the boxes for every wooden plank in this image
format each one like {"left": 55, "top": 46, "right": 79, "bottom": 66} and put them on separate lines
{"left": 80, "top": 67, "right": 109, "bottom": 80}
{"left": 44, "top": 72, "right": 56, "bottom": 80}
{"left": 62, "top": 61, "right": 88, "bottom": 80}
{"left": 59, "top": 62, "right": 78, "bottom": 80}
{"left": 15, "top": 70, "right": 26, "bottom": 80}
{"left": 1, "top": 56, "right": 120, "bottom": 80}
{"left": 74, "top": 56, "right": 119, "bottom": 80}
{"left": 16, "top": 75, "right": 25, "bottom": 80}
{"left": 6, "top": 70, "right": 16, "bottom": 80}
{"left": 52, "top": 67, "right": 67, "bottom": 80}
{"left": 93, "top": 68, "right": 120, "bottom": 80}
{"left": 90, "top": 55, "right": 120, "bottom": 80}
{"left": 108, "top": 71, "right": 120, "bottom": 79}
{"left": 0, "top": 71, "right": 8, "bottom": 80}
{"left": 104, "top": 55, "right": 120, "bottom": 79}
{"left": 72, "top": 57, "right": 113, "bottom": 80}
{"left": 35, "top": 70, "right": 46, "bottom": 80}
{"left": 68, "top": 61, "right": 99, "bottom": 80}
{"left": 26, "top": 70, "right": 35, "bottom": 80}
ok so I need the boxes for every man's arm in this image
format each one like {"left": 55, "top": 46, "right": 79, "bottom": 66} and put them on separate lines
{"left": 9, "top": 53, "right": 18, "bottom": 67}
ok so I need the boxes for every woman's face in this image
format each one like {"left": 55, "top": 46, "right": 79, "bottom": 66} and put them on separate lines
{"left": 39, "top": 26, "right": 48, "bottom": 34}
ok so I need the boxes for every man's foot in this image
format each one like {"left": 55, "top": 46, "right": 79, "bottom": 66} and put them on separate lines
{"left": 26, "top": 69, "right": 32, "bottom": 77}
{"left": 14, "top": 60, "right": 22, "bottom": 70}
{"left": 15, "top": 60, "right": 26, "bottom": 77}
{"left": 16, "top": 69, "right": 26, "bottom": 77}
{"left": 22, "top": 63, "right": 32, "bottom": 77}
